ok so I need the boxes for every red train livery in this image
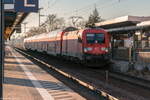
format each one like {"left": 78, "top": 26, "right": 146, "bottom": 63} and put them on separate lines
{"left": 24, "top": 27, "right": 111, "bottom": 66}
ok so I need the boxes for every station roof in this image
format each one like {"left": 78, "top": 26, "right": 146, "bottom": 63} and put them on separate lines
{"left": 107, "top": 20, "right": 150, "bottom": 34}
{"left": 5, "top": 11, "right": 28, "bottom": 31}
{"left": 137, "top": 20, "right": 150, "bottom": 26}
{"left": 107, "top": 25, "right": 150, "bottom": 33}
{"left": 95, "top": 16, "right": 150, "bottom": 29}
{"left": 4, "top": 3, "right": 29, "bottom": 39}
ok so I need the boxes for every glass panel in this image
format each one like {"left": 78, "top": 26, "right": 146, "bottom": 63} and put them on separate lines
{"left": 95, "top": 34, "right": 105, "bottom": 44}
{"left": 86, "top": 33, "right": 105, "bottom": 44}
{"left": 86, "top": 34, "right": 95, "bottom": 43}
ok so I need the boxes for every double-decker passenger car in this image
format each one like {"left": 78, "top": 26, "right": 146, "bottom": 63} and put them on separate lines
{"left": 23, "top": 27, "right": 111, "bottom": 66}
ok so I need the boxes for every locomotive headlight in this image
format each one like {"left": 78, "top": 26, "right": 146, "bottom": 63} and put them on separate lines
{"left": 84, "top": 47, "right": 92, "bottom": 52}
{"left": 101, "top": 47, "right": 108, "bottom": 52}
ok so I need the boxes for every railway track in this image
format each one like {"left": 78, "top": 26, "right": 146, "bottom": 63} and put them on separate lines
{"left": 15, "top": 48, "right": 150, "bottom": 100}
{"left": 108, "top": 71, "right": 150, "bottom": 89}
{"left": 91, "top": 69, "right": 150, "bottom": 90}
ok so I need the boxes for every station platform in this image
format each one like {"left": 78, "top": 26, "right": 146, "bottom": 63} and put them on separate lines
{"left": 4, "top": 46, "right": 85, "bottom": 100}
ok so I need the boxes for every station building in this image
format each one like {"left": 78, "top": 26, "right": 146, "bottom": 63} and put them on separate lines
{"left": 95, "top": 16, "right": 150, "bottom": 72}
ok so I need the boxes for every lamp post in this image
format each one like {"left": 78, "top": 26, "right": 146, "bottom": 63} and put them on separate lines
{"left": 38, "top": 8, "right": 44, "bottom": 27}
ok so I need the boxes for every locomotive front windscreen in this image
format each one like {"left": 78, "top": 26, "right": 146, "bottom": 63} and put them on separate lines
{"left": 86, "top": 33, "right": 105, "bottom": 44}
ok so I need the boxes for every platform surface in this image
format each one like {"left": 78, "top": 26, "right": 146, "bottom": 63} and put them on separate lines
{"left": 4, "top": 46, "right": 86, "bottom": 100}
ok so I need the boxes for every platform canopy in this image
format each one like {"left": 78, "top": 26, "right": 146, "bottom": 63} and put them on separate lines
{"left": 5, "top": 11, "right": 28, "bottom": 39}
{"left": 95, "top": 16, "right": 150, "bottom": 29}
{"left": 107, "top": 24, "right": 150, "bottom": 34}
{"left": 4, "top": 0, "right": 33, "bottom": 39}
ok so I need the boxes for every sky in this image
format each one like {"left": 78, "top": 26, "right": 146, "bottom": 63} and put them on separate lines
{"left": 22, "top": 0, "right": 150, "bottom": 32}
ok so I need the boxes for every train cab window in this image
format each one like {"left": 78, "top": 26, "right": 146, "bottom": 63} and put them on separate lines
{"left": 86, "top": 34, "right": 95, "bottom": 43}
{"left": 86, "top": 33, "right": 105, "bottom": 44}
{"left": 96, "top": 34, "right": 105, "bottom": 43}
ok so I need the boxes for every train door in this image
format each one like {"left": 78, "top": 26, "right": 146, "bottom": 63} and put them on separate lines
{"left": 62, "top": 32, "right": 68, "bottom": 56}
{"left": 55, "top": 33, "right": 61, "bottom": 55}
{"left": 65, "top": 33, "right": 68, "bottom": 55}
{"left": 46, "top": 42, "right": 48, "bottom": 53}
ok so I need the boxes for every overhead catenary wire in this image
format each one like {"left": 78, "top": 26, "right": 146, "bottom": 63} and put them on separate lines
{"left": 48, "top": 0, "right": 61, "bottom": 10}
{"left": 40, "top": 0, "right": 129, "bottom": 26}
{"left": 44, "top": 0, "right": 121, "bottom": 19}
{"left": 66, "top": 0, "right": 130, "bottom": 20}
{"left": 62, "top": 0, "right": 114, "bottom": 15}
{"left": 68, "top": 0, "right": 117, "bottom": 19}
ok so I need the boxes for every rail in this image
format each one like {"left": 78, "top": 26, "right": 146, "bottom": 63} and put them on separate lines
{"left": 15, "top": 48, "right": 118, "bottom": 100}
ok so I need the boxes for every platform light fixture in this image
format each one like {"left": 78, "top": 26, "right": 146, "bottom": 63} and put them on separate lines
{"left": 135, "top": 31, "right": 141, "bottom": 35}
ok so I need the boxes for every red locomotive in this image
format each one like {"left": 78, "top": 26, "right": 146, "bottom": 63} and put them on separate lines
{"left": 24, "top": 27, "right": 111, "bottom": 66}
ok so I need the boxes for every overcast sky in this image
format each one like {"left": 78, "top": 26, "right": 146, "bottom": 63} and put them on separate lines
{"left": 23, "top": 0, "right": 150, "bottom": 30}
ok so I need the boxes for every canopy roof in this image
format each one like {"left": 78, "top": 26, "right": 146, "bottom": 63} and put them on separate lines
{"left": 4, "top": 1, "right": 29, "bottom": 39}
{"left": 95, "top": 16, "right": 150, "bottom": 29}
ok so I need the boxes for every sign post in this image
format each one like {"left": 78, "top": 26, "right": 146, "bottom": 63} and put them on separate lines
{"left": 0, "top": 0, "right": 4, "bottom": 99}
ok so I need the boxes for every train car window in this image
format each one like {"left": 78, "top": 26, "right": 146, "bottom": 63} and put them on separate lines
{"left": 86, "top": 33, "right": 105, "bottom": 44}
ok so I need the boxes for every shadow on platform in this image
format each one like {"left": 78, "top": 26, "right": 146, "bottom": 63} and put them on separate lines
{"left": 5, "top": 56, "right": 26, "bottom": 60}
{"left": 5, "top": 61, "right": 34, "bottom": 65}
{"left": 4, "top": 77, "right": 71, "bottom": 92}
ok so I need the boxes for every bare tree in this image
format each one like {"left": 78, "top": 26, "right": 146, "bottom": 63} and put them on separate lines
{"left": 45, "top": 14, "right": 65, "bottom": 32}
{"left": 76, "top": 20, "right": 86, "bottom": 29}
{"left": 69, "top": 16, "right": 83, "bottom": 27}
{"left": 26, "top": 14, "right": 65, "bottom": 37}
{"left": 26, "top": 26, "right": 47, "bottom": 37}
